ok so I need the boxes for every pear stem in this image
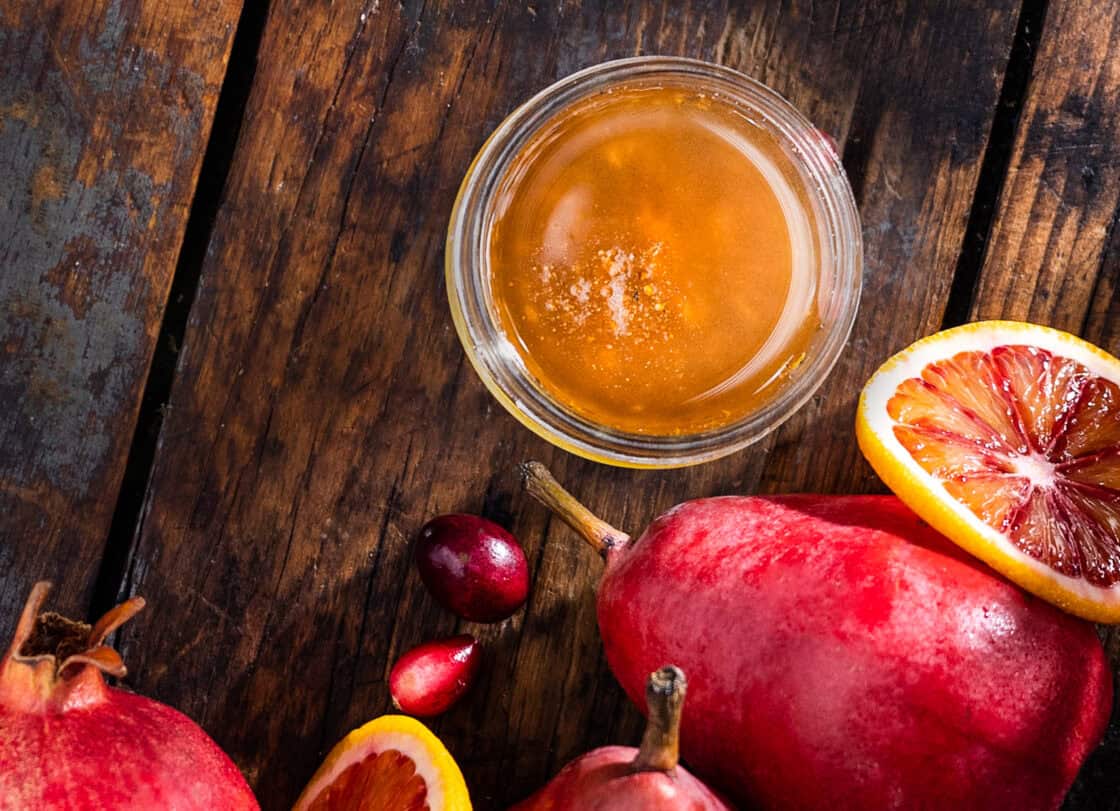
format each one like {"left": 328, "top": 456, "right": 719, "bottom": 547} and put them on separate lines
{"left": 633, "top": 665, "right": 686, "bottom": 773}
{"left": 519, "top": 462, "right": 630, "bottom": 557}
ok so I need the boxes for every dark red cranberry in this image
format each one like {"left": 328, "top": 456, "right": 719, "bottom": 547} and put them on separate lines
{"left": 415, "top": 514, "right": 530, "bottom": 622}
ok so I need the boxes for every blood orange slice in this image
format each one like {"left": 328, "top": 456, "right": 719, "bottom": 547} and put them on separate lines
{"left": 857, "top": 321, "right": 1120, "bottom": 622}
{"left": 293, "top": 715, "right": 471, "bottom": 811}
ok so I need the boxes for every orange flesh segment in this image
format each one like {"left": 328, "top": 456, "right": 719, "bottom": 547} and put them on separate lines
{"left": 304, "top": 749, "right": 429, "bottom": 811}
{"left": 887, "top": 345, "right": 1120, "bottom": 587}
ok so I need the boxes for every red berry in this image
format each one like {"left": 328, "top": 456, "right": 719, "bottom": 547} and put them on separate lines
{"left": 415, "top": 514, "right": 530, "bottom": 622}
{"left": 389, "top": 635, "right": 481, "bottom": 717}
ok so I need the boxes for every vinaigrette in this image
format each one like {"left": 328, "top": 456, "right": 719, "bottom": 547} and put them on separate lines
{"left": 489, "top": 85, "right": 820, "bottom": 435}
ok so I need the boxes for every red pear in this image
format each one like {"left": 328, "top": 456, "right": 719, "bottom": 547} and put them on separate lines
{"left": 389, "top": 635, "right": 480, "bottom": 717}
{"left": 521, "top": 462, "right": 1113, "bottom": 811}
{"left": 509, "top": 666, "right": 731, "bottom": 810}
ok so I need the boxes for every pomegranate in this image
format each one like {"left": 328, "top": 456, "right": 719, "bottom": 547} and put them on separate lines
{"left": 0, "top": 582, "right": 259, "bottom": 809}
{"left": 521, "top": 462, "right": 1113, "bottom": 811}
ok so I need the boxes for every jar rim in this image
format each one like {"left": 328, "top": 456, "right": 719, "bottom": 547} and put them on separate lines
{"left": 446, "top": 56, "right": 863, "bottom": 468}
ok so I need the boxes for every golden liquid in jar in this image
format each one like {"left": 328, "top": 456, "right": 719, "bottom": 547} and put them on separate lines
{"left": 489, "top": 85, "right": 820, "bottom": 435}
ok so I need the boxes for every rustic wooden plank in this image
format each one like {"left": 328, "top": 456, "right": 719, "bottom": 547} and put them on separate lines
{"left": 114, "top": 1, "right": 1021, "bottom": 807}
{"left": 970, "top": 0, "right": 1120, "bottom": 333}
{"left": 752, "top": 0, "right": 1029, "bottom": 497}
{"left": 958, "top": 4, "right": 1120, "bottom": 806}
{"left": 0, "top": 0, "right": 243, "bottom": 628}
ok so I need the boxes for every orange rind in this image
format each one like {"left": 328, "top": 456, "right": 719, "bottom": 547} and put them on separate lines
{"left": 858, "top": 321, "right": 1120, "bottom": 623}
{"left": 293, "top": 714, "right": 471, "bottom": 811}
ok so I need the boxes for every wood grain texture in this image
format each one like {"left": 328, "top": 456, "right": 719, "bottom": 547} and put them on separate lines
{"left": 970, "top": 0, "right": 1120, "bottom": 332}
{"left": 110, "top": 1, "right": 1027, "bottom": 808}
{"left": 0, "top": 0, "right": 242, "bottom": 627}
{"left": 752, "top": 0, "right": 1025, "bottom": 497}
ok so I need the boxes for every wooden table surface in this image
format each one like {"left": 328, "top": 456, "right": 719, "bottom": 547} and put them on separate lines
{"left": 3, "top": 0, "right": 1120, "bottom": 808}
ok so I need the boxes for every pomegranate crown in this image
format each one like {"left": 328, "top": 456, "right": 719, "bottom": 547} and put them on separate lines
{"left": 5, "top": 581, "right": 145, "bottom": 680}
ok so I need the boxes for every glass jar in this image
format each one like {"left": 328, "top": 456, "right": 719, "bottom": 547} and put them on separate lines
{"left": 446, "top": 56, "right": 862, "bottom": 468}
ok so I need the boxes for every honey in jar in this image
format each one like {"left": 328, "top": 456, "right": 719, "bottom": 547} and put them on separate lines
{"left": 488, "top": 84, "right": 820, "bottom": 435}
